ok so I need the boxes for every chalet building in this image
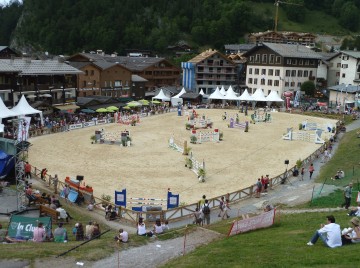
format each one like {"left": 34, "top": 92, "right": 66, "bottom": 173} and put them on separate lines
{"left": 67, "top": 52, "right": 181, "bottom": 97}
{"left": 181, "top": 49, "right": 237, "bottom": 94}
{"left": 68, "top": 60, "right": 132, "bottom": 98}
{"left": 248, "top": 31, "right": 316, "bottom": 47}
{"left": 0, "top": 57, "right": 82, "bottom": 107}
{"left": 327, "top": 84, "right": 360, "bottom": 109}
{"left": 242, "top": 43, "right": 322, "bottom": 96}
{"left": 0, "top": 46, "right": 20, "bottom": 59}
{"left": 224, "top": 44, "right": 255, "bottom": 55}
{"left": 337, "top": 50, "right": 360, "bottom": 86}
{"left": 326, "top": 53, "right": 342, "bottom": 87}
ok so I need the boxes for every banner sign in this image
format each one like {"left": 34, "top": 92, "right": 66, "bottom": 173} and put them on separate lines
{"left": 7, "top": 215, "right": 52, "bottom": 240}
{"left": 83, "top": 121, "right": 96, "bottom": 128}
{"left": 227, "top": 209, "right": 276, "bottom": 237}
{"left": 17, "top": 116, "right": 31, "bottom": 142}
{"left": 167, "top": 191, "right": 179, "bottom": 209}
{"left": 69, "top": 123, "right": 83, "bottom": 130}
{"left": 96, "top": 119, "right": 107, "bottom": 125}
{"left": 115, "top": 188, "right": 127, "bottom": 207}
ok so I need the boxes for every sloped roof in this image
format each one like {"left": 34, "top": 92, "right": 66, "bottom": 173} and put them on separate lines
{"left": 208, "top": 87, "right": 225, "bottom": 100}
{"left": 224, "top": 86, "right": 239, "bottom": 100}
{"left": 188, "top": 49, "right": 234, "bottom": 64}
{"left": 180, "top": 93, "right": 201, "bottom": 99}
{"left": 153, "top": 89, "right": 170, "bottom": 101}
{"left": 173, "top": 87, "right": 186, "bottom": 98}
{"left": 328, "top": 84, "right": 359, "bottom": 93}
{"left": 252, "top": 88, "right": 267, "bottom": 101}
{"left": 238, "top": 89, "right": 254, "bottom": 101}
{"left": 0, "top": 97, "right": 16, "bottom": 119}
{"left": 0, "top": 60, "right": 21, "bottom": 72}
{"left": 131, "top": 74, "right": 148, "bottom": 82}
{"left": 262, "top": 43, "right": 321, "bottom": 59}
{"left": 1, "top": 59, "right": 83, "bottom": 75}
{"left": 11, "top": 95, "right": 42, "bottom": 116}
{"left": 266, "top": 91, "right": 284, "bottom": 102}
{"left": 342, "top": 50, "right": 360, "bottom": 59}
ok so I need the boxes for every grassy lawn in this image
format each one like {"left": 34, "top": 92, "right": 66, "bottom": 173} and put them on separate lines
{"left": 162, "top": 211, "right": 356, "bottom": 268}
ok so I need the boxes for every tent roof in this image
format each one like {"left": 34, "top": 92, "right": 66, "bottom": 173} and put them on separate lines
{"left": 0, "top": 97, "right": 17, "bottom": 119}
{"left": 199, "top": 89, "right": 205, "bottom": 95}
{"left": 152, "top": 89, "right": 170, "bottom": 101}
{"left": 224, "top": 86, "right": 239, "bottom": 100}
{"left": 238, "top": 89, "right": 254, "bottom": 101}
{"left": 11, "top": 95, "right": 43, "bottom": 116}
{"left": 266, "top": 91, "right": 284, "bottom": 102}
{"left": 252, "top": 88, "right": 267, "bottom": 101}
{"left": 208, "top": 87, "right": 225, "bottom": 100}
{"left": 219, "top": 86, "right": 226, "bottom": 95}
{"left": 172, "top": 87, "right": 186, "bottom": 98}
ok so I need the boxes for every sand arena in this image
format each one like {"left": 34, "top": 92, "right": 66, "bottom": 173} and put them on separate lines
{"left": 28, "top": 110, "right": 337, "bottom": 205}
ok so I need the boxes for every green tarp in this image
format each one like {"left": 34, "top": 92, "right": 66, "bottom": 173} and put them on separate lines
{"left": 7, "top": 215, "right": 52, "bottom": 240}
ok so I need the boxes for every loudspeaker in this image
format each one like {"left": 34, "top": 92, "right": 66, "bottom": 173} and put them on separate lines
{"left": 284, "top": 160, "right": 289, "bottom": 165}
{"left": 76, "top": 175, "right": 84, "bottom": 181}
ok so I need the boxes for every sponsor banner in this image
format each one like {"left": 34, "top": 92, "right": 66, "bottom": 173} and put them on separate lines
{"left": 96, "top": 119, "right": 107, "bottom": 125}
{"left": 17, "top": 116, "right": 31, "bottom": 142}
{"left": 228, "top": 209, "right": 276, "bottom": 237}
{"left": 7, "top": 215, "right": 52, "bottom": 240}
{"left": 69, "top": 123, "right": 83, "bottom": 130}
{"left": 83, "top": 121, "right": 96, "bottom": 128}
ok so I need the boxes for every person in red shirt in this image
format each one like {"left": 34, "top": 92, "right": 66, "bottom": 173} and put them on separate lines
{"left": 309, "top": 164, "right": 315, "bottom": 179}
{"left": 24, "top": 162, "right": 31, "bottom": 179}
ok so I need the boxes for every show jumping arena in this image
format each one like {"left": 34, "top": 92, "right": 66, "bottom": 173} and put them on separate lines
{"left": 28, "top": 109, "right": 337, "bottom": 205}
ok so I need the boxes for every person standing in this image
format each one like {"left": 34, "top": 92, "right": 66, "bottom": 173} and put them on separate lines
{"left": 40, "top": 168, "right": 47, "bottom": 181}
{"left": 24, "top": 162, "right": 32, "bottom": 179}
{"left": 342, "top": 183, "right": 353, "bottom": 209}
{"left": 307, "top": 215, "right": 342, "bottom": 248}
{"left": 201, "top": 199, "right": 211, "bottom": 226}
{"left": 53, "top": 174, "right": 59, "bottom": 194}
{"left": 300, "top": 167, "right": 305, "bottom": 181}
{"left": 308, "top": 164, "right": 315, "bottom": 179}
{"left": 222, "top": 199, "right": 231, "bottom": 219}
{"left": 198, "top": 195, "right": 206, "bottom": 209}
{"left": 218, "top": 196, "right": 225, "bottom": 217}
{"left": 255, "top": 178, "right": 262, "bottom": 198}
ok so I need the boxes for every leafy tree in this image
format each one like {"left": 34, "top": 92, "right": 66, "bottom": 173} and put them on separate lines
{"left": 301, "top": 80, "right": 316, "bottom": 96}
{"left": 339, "top": 2, "right": 360, "bottom": 31}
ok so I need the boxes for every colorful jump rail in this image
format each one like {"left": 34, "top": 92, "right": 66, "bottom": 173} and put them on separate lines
{"left": 282, "top": 127, "right": 325, "bottom": 144}
{"left": 229, "top": 118, "right": 249, "bottom": 131}
{"left": 191, "top": 129, "right": 219, "bottom": 144}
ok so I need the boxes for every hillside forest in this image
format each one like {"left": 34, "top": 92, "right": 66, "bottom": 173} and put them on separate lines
{"left": 1, "top": 0, "right": 360, "bottom": 56}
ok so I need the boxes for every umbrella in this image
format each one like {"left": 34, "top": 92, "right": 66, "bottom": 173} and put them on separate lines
{"left": 81, "top": 108, "right": 95, "bottom": 113}
{"left": 106, "top": 108, "right": 116, "bottom": 112}
{"left": 122, "top": 106, "right": 131, "bottom": 110}
{"left": 41, "top": 94, "right": 52, "bottom": 97}
{"left": 138, "top": 99, "right": 150, "bottom": 105}
{"left": 96, "top": 108, "right": 108, "bottom": 113}
{"left": 26, "top": 95, "right": 37, "bottom": 99}
{"left": 126, "top": 101, "right": 142, "bottom": 107}
{"left": 151, "top": 100, "right": 161, "bottom": 104}
{"left": 106, "top": 106, "right": 119, "bottom": 111}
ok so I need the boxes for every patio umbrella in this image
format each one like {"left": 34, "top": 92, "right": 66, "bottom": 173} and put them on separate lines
{"left": 81, "top": 108, "right": 95, "bottom": 113}
{"left": 151, "top": 100, "right": 161, "bottom": 104}
{"left": 122, "top": 106, "right": 131, "bottom": 110}
{"left": 106, "top": 106, "right": 119, "bottom": 111}
{"left": 138, "top": 99, "right": 150, "bottom": 105}
{"left": 26, "top": 95, "right": 37, "bottom": 99}
{"left": 126, "top": 101, "right": 142, "bottom": 107}
{"left": 96, "top": 108, "right": 108, "bottom": 113}
{"left": 106, "top": 108, "right": 116, "bottom": 112}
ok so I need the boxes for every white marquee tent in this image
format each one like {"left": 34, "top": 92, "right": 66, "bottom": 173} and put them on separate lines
{"left": 251, "top": 88, "right": 267, "bottom": 102}
{"left": 219, "top": 86, "right": 226, "bottom": 96}
{"left": 223, "top": 85, "right": 239, "bottom": 100}
{"left": 171, "top": 87, "right": 186, "bottom": 106}
{"left": 152, "top": 89, "right": 170, "bottom": 102}
{"left": 208, "top": 87, "right": 225, "bottom": 100}
{"left": 265, "top": 90, "right": 284, "bottom": 107}
{"left": 238, "top": 89, "right": 254, "bottom": 101}
{"left": 0, "top": 97, "right": 16, "bottom": 120}
{"left": 11, "top": 95, "right": 43, "bottom": 124}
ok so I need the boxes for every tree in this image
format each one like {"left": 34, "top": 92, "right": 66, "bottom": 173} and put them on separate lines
{"left": 301, "top": 81, "right": 316, "bottom": 96}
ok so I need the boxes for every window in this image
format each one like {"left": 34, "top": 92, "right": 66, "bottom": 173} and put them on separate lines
{"left": 342, "top": 64, "right": 348, "bottom": 69}
{"left": 297, "top": 70, "right": 303, "bottom": 77}
{"left": 342, "top": 73, "right": 346, "bottom": 78}
{"left": 290, "top": 82, "right": 295, "bottom": 87}
{"left": 125, "top": 81, "right": 129, "bottom": 86}
{"left": 85, "top": 70, "right": 88, "bottom": 76}
{"left": 248, "top": 78, "right": 253, "bottom": 84}
{"left": 275, "top": 70, "right": 280, "bottom": 76}
{"left": 268, "top": 69, "right": 274, "bottom": 76}
{"left": 287, "top": 59, "right": 292, "bottom": 64}
{"left": 255, "top": 68, "right": 259, "bottom": 75}
{"left": 310, "top": 60, "right": 315, "bottom": 65}
{"left": 249, "top": 56, "right": 254, "bottom": 62}
{"left": 255, "top": 54, "right": 260, "bottom": 63}
{"left": 292, "top": 59, "right": 297, "bottom": 65}
{"left": 337, "top": 63, "right": 341, "bottom": 68}
{"left": 262, "top": 54, "right": 267, "bottom": 63}
{"left": 304, "top": 71, "right": 308, "bottom": 77}
{"left": 115, "top": 80, "right": 122, "bottom": 87}
{"left": 269, "top": 54, "right": 275, "bottom": 64}
{"left": 285, "top": 70, "right": 290, "bottom": 77}
{"left": 104, "top": 81, "right": 107, "bottom": 87}
{"left": 267, "top": 79, "right": 273, "bottom": 86}
{"left": 336, "top": 72, "right": 340, "bottom": 77}
{"left": 261, "top": 69, "right": 266, "bottom": 75}
{"left": 297, "top": 82, "right": 302, "bottom": 87}
{"left": 305, "top": 60, "right": 309, "bottom": 65}
{"left": 309, "top": 71, "right": 313, "bottom": 77}
{"left": 275, "top": 56, "right": 281, "bottom": 64}
{"left": 342, "top": 55, "right": 349, "bottom": 60}
{"left": 249, "top": 68, "right": 253, "bottom": 75}
{"left": 274, "top": 80, "right": 279, "bottom": 86}
{"left": 299, "top": 59, "right": 303, "bottom": 65}
{"left": 93, "top": 80, "right": 96, "bottom": 86}
{"left": 291, "top": 70, "right": 296, "bottom": 77}
{"left": 83, "top": 81, "right": 86, "bottom": 87}
{"left": 285, "top": 82, "right": 289, "bottom": 87}
{"left": 91, "top": 70, "right": 94, "bottom": 76}
{"left": 209, "top": 67, "right": 213, "bottom": 72}
{"left": 261, "top": 78, "right": 265, "bottom": 85}
{"left": 254, "top": 78, "right": 258, "bottom": 85}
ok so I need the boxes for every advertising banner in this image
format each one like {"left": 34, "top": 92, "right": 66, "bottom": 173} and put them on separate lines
{"left": 228, "top": 209, "right": 276, "bottom": 237}
{"left": 7, "top": 215, "right": 52, "bottom": 240}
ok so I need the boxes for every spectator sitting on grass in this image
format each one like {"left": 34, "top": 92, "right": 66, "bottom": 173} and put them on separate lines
{"left": 114, "top": 228, "right": 128, "bottom": 243}
{"left": 54, "top": 223, "right": 68, "bottom": 242}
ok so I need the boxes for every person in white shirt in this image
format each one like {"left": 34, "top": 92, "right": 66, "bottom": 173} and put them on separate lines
{"left": 115, "top": 228, "right": 128, "bottom": 243}
{"left": 307, "top": 215, "right": 342, "bottom": 248}
{"left": 137, "top": 217, "right": 146, "bottom": 236}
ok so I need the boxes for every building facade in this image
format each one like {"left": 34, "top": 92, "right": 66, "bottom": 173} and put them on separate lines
{"left": 338, "top": 50, "right": 360, "bottom": 86}
{"left": 242, "top": 43, "right": 321, "bottom": 96}
{"left": 181, "top": 49, "right": 237, "bottom": 94}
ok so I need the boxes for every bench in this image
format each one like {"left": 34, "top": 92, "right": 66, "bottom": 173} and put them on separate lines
{"left": 39, "top": 205, "right": 60, "bottom": 223}
{"left": 26, "top": 194, "right": 49, "bottom": 206}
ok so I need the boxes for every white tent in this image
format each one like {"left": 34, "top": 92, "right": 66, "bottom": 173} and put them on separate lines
{"left": 252, "top": 88, "right": 267, "bottom": 102}
{"left": 266, "top": 91, "right": 284, "bottom": 102}
{"left": 199, "top": 89, "right": 205, "bottom": 95}
{"left": 0, "top": 97, "right": 17, "bottom": 120}
{"left": 11, "top": 95, "right": 43, "bottom": 124}
{"left": 171, "top": 87, "right": 186, "bottom": 106}
{"left": 238, "top": 89, "right": 254, "bottom": 101}
{"left": 208, "top": 87, "right": 225, "bottom": 100}
{"left": 152, "top": 89, "right": 170, "bottom": 101}
{"left": 223, "top": 86, "right": 239, "bottom": 100}
{"left": 220, "top": 86, "right": 226, "bottom": 96}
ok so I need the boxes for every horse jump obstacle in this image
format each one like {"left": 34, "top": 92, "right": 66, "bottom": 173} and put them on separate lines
{"left": 94, "top": 129, "right": 131, "bottom": 146}
{"left": 302, "top": 121, "right": 334, "bottom": 132}
{"left": 191, "top": 129, "right": 219, "bottom": 144}
{"left": 115, "top": 113, "right": 140, "bottom": 125}
{"left": 282, "top": 128, "right": 324, "bottom": 144}
{"left": 169, "top": 135, "right": 187, "bottom": 154}
{"left": 229, "top": 118, "right": 249, "bottom": 131}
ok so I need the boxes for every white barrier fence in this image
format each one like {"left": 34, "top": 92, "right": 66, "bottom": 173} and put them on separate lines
{"left": 191, "top": 129, "right": 219, "bottom": 144}
{"left": 283, "top": 128, "right": 325, "bottom": 144}
{"left": 169, "top": 136, "right": 185, "bottom": 154}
